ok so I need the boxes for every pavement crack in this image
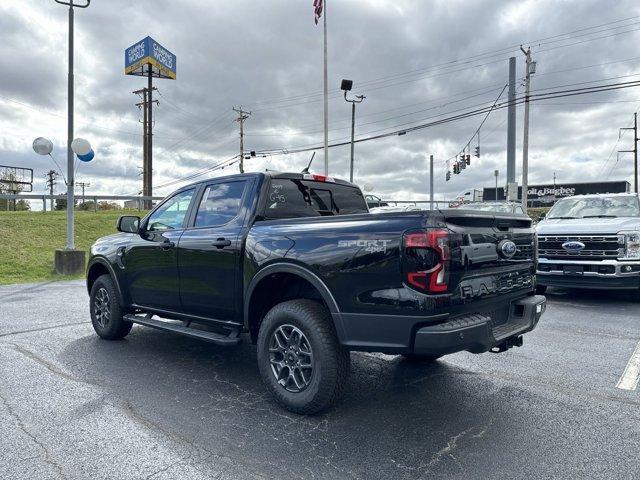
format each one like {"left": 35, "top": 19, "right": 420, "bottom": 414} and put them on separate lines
{"left": 9, "top": 343, "right": 101, "bottom": 388}
{"left": 426, "top": 425, "right": 475, "bottom": 468}
{"left": 0, "top": 279, "right": 61, "bottom": 300}
{"left": 0, "top": 321, "right": 90, "bottom": 338}
{"left": 144, "top": 459, "right": 184, "bottom": 479}
{"left": 0, "top": 389, "right": 68, "bottom": 479}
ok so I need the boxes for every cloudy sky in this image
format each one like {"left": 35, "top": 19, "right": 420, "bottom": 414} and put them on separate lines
{"left": 2, "top": 0, "right": 640, "bottom": 205}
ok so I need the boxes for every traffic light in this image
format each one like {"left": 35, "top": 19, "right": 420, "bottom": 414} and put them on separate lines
{"left": 460, "top": 159, "right": 466, "bottom": 170}
{"left": 446, "top": 171, "right": 451, "bottom": 181}
{"left": 453, "top": 163, "right": 459, "bottom": 174}
{"left": 466, "top": 154, "right": 471, "bottom": 165}
{"left": 474, "top": 146, "right": 480, "bottom": 158}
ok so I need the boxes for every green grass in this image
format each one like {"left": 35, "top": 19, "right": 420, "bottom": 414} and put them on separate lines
{"left": 0, "top": 210, "right": 147, "bottom": 285}
{"left": 527, "top": 207, "right": 551, "bottom": 223}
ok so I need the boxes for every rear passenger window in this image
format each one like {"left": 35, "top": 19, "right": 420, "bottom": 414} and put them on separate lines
{"left": 265, "top": 179, "right": 368, "bottom": 219}
{"left": 194, "top": 181, "right": 246, "bottom": 227}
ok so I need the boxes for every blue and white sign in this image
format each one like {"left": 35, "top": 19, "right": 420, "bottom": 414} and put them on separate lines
{"left": 125, "top": 36, "right": 176, "bottom": 79}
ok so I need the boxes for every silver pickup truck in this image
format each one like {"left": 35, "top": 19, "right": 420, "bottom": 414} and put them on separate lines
{"left": 535, "top": 193, "right": 640, "bottom": 293}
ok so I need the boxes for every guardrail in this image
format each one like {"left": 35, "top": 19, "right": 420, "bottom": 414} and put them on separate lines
{"left": 0, "top": 194, "right": 459, "bottom": 212}
{"left": 373, "top": 200, "right": 457, "bottom": 209}
{"left": 0, "top": 194, "right": 164, "bottom": 212}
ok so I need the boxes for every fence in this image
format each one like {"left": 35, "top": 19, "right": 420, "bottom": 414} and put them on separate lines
{"left": 0, "top": 193, "right": 458, "bottom": 212}
{"left": 0, "top": 194, "right": 164, "bottom": 212}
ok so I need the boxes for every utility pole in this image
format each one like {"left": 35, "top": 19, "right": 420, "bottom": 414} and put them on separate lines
{"left": 76, "top": 181, "right": 90, "bottom": 204}
{"left": 520, "top": 46, "right": 536, "bottom": 209}
{"left": 619, "top": 112, "right": 638, "bottom": 193}
{"left": 494, "top": 169, "right": 499, "bottom": 201}
{"left": 147, "top": 67, "right": 155, "bottom": 209}
{"left": 233, "top": 107, "right": 251, "bottom": 173}
{"left": 429, "top": 155, "right": 434, "bottom": 210}
{"left": 45, "top": 170, "right": 58, "bottom": 211}
{"left": 134, "top": 87, "right": 157, "bottom": 208}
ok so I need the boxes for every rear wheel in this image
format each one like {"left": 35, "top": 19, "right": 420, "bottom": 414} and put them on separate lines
{"left": 535, "top": 284, "right": 547, "bottom": 295}
{"left": 89, "top": 274, "right": 132, "bottom": 340}
{"left": 257, "top": 299, "right": 350, "bottom": 414}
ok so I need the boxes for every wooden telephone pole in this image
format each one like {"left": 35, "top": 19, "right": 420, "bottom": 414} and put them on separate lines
{"left": 619, "top": 112, "right": 638, "bottom": 193}
{"left": 134, "top": 86, "right": 158, "bottom": 208}
{"left": 233, "top": 107, "right": 251, "bottom": 173}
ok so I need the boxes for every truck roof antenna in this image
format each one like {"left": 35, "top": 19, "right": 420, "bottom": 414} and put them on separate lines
{"left": 301, "top": 152, "right": 316, "bottom": 174}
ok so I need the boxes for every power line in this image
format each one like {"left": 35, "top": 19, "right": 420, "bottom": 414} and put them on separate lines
{"left": 445, "top": 84, "right": 508, "bottom": 163}
{"left": 254, "top": 79, "right": 640, "bottom": 158}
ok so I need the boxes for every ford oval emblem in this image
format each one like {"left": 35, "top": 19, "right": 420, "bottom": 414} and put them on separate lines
{"left": 562, "top": 240, "right": 585, "bottom": 253}
{"left": 497, "top": 239, "right": 517, "bottom": 259}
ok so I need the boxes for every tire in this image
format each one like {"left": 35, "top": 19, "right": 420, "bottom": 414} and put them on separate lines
{"left": 89, "top": 274, "right": 132, "bottom": 340}
{"left": 535, "top": 284, "right": 547, "bottom": 295}
{"left": 256, "top": 299, "right": 350, "bottom": 415}
{"left": 401, "top": 353, "right": 441, "bottom": 362}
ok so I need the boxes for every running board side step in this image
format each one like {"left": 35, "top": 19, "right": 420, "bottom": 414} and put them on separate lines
{"left": 124, "top": 314, "right": 241, "bottom": 346}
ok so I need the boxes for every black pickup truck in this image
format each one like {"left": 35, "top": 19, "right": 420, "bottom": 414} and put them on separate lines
{"left": 86, "top": 172, "right": 546, "bottom": 413}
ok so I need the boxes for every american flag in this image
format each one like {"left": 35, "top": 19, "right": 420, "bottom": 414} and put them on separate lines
{"left": 313, "top": 0, "right": 323, "bottom": 25}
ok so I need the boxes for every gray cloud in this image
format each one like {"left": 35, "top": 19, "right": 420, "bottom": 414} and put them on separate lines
{"left": 2, "top": 0, "right": 640, "bottom": 204}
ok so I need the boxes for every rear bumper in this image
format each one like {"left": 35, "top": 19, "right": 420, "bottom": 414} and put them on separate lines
{"left": 334, "top": 294, "right": 546, "bottom": 355}
{"left": 412, "top": 295, "right": 546, "bottom": 356}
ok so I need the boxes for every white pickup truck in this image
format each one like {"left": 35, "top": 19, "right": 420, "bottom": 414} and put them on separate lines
{"left": 535, "top": 193, "right": 640, "bottom": 293}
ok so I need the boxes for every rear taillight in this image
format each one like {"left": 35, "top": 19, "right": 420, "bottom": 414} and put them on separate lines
{"left": 402, "top": 229, "right": 450, "bottom": 293}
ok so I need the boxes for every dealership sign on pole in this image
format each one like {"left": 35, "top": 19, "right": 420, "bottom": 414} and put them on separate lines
{"left": 124, "top": 36, "right": 176, "bottom": 79}
{"left": 125, "top": 36, "right": 175, "bottom": 209}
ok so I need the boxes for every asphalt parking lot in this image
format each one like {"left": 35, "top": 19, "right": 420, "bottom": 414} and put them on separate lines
{"left": 0, "top": 280, "right": 638, "bottom": 479}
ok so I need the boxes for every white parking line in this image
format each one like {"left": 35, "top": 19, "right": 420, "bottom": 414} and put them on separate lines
{"left": 616, "top": 340, "right": 640, "bottom": 391}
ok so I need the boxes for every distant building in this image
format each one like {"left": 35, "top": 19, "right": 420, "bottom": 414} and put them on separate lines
{"left": 483, "top": 180, "right": 631, "bottom": 207}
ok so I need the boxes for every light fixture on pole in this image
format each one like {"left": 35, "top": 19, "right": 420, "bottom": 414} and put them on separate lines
{"left": 53, "top": 0, "right": 90, "bottom": 274}
{"left": 341, "top": 79, "right": 365, "bottom": 183}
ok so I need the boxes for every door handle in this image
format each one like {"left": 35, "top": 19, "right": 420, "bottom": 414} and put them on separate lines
{"left": 212, "top": 238, "right": 232, "bottom": 249}
{"left": 161, "top": 241, "right": 175, "bottom": 250}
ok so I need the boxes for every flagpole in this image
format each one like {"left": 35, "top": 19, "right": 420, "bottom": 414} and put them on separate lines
{"left": 323, "top": 0, "right": 329, "bottom": 175}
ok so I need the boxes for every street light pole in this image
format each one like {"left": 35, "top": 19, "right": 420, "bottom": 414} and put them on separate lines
{"left": 55, "top": 0, "right": 90, "bottom": 250}
{"left": 340, "top": 79, "right": 365, "bottom": 183}
{"left": 494, "top": 169, "right": 499, "bottom": 201}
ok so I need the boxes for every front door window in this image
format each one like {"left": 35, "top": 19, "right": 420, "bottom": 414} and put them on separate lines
{"left": 147, "top": 189, "right": 194, "bottom": 231}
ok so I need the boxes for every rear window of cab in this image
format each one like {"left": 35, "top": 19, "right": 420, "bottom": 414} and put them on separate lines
{"left": 264, "top": 179, "right": 368, "bottom": 219}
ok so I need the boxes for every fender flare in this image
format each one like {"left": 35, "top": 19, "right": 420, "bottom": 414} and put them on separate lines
{"left": 86, "top": 257, "right": 126, "bottom": 305}
{"left": 244, "top": 262, "right": 345, "bottom": 340}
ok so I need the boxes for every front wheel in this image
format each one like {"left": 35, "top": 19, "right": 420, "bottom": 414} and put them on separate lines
{"left": 256, "top": 299, "right": 350, "bottom": 414}
{"left": 89, "top": 274, "right": 132, "bottom": 340}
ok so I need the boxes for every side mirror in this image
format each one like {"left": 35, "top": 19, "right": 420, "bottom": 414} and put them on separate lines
{"left": 117, "top": 215, "right": 140, "bottom": 233}
{"left": 538, "top": 211, "right": 546, "bottom": 220}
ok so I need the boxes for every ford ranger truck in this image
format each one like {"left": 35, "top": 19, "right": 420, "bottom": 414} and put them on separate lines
{"left": 536, "top": 193, "right": 640, "bottom": 293}
{"left": 86, "top": 172, "right": 546, "bottom": 414}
